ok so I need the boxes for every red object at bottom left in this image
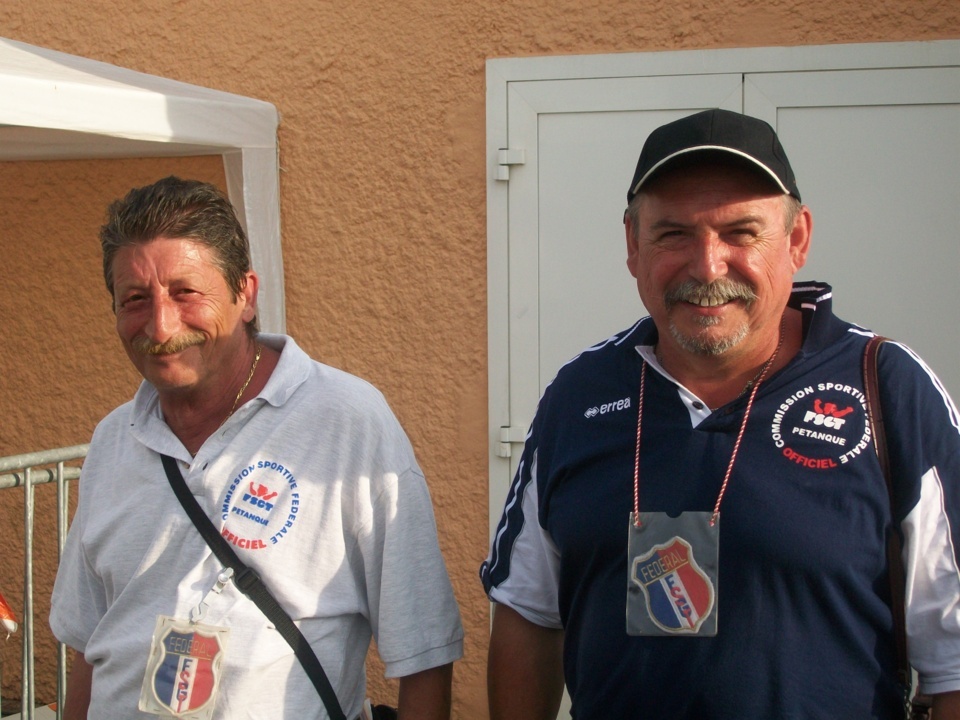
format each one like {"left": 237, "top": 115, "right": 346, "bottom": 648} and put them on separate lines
{"left": 0, "top": 590, "right": 18, "bottom": 635}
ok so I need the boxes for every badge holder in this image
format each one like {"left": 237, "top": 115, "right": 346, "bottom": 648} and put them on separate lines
{"left": 138, "top": 570, "right": 233, "bottom": 719}
{"left": 627, "top": 511, "right": 719, "bottom": 636}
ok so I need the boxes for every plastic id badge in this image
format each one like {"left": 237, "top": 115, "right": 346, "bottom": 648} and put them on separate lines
{"left": 626, "top": 511, "right": 719, "bottom": 637}
{"left": 139, "top": 615, "right": 230, "bottom": 718}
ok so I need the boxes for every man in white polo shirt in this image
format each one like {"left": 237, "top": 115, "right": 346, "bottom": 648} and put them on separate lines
{"left": 52, "top": 176, "right": 463, "bottom": 720}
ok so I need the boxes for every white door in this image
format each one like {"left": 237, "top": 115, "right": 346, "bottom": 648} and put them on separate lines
{"left": 486, "top": 41, "right": 960, "bottom": 720}
{"left": 746, "top": 68, "right": 960, "bottom": 395}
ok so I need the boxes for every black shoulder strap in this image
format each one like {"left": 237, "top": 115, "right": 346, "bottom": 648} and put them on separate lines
{"left": 862, "top": 337, "right": 933, "bottom": 720}
{"left": 160, "top": 454, "right": 347, "bottom": 720}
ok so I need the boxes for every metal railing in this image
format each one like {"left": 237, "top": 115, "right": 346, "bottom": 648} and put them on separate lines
{"left": 0, "top": 445, "right": 88, "bottom": 720}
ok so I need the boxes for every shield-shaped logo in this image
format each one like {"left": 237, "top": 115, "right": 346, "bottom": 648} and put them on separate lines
{"left": 152, "top": 628, "right": 222, "bottom": 716}
{"left": 632, "top": 537, "right": 715, "bottom": 634}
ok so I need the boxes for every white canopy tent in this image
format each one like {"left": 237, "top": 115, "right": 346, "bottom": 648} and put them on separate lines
{"left": 0, "top": 37, "right": 284, "bottom": 331}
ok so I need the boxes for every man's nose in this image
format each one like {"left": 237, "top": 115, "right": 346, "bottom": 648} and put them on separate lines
{"left": 688, "top": 234, "right": 728, "bottom": 283}
{"left": 145, "top": 296, "right": 180, "bottom": 342}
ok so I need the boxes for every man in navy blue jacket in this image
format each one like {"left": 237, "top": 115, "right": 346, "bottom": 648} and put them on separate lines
{"left": 482, "top": 109, "right": 960, "bottom": 719}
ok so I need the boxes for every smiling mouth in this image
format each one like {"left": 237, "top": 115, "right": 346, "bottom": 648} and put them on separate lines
{"left": 687, "top": 296, "right": 733, "bottom": 308}
{"left": 666, "top": 279, "right": 757, "bottom": 310}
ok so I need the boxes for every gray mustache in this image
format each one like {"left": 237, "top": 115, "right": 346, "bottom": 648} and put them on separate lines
{"left": 131, "top": 332, "right": 205, "bottom": 355}
{"left": 665, "top": 280, "right": 757, "bottom": 308}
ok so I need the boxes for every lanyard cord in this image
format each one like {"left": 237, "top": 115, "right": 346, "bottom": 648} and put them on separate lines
{"left": 632, "top": 362, "right": 647, "bottom": 527}
{"left": 633, "top": 319, "right": 785, "bottom": 528}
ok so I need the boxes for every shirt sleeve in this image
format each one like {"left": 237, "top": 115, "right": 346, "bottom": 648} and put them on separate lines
{"left": 885, "top": 342, "right": 960, "bottom": 694}
{"left": 49, "top": 494, "right": 105, "bottom": 653}
{"left": 903, "top": 468, "right": 960, "bottom": 694}
{"left": 356, "top": 410, "right": 464, "bottom": 678}
{"left": 481, "top": 425, "right": 563, "bottom": 629}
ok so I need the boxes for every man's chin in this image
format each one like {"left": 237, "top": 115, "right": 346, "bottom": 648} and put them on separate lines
{"left": 669, "top": 321, "right": 748, "bottom": 357}
{"left": 138, "top": 362, "right": 198, "bottom": 392}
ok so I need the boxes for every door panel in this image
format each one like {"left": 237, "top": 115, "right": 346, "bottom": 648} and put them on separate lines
{"left": 746, "top": 68, "right": 960, "bottom": 400}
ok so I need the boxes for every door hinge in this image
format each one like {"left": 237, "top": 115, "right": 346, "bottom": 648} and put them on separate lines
{"left": 496, "top": 425, "right": 529, "bottom": 458}
{"left": 496, "top": 148, "right": 526, "bottom": 181}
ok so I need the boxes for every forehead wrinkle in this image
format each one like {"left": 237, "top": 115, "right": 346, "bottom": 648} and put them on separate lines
{"left": 648, "top": 213, "right": 768, "bottom": 232}
{"left": 115, "top": 240, "right": 219, "bottom": 285}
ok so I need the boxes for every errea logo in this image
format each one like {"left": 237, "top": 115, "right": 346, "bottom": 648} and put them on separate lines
{"left": 585, "top": 396, "right": 632, "bottom": 418}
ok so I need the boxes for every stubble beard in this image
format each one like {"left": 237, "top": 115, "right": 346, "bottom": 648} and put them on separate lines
{"left": 668, "top": 316, "right": 750, "bottom": 356}
{"left": 664, "top": 279, "right": 756, "bottom": 357}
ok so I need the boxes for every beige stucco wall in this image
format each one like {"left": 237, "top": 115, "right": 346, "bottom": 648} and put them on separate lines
{"left": 1, "top": 0, "right": 957, "bottom": 716}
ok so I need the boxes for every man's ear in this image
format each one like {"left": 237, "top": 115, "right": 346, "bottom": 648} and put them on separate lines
{"left": 789, "top": 205, "right": 813, "bottom": 274}
{"left": 239, "top": 270, "right": 259, "bottom": 323}
{"left": 625, "top": 213, "right": 641, "bottom": 279}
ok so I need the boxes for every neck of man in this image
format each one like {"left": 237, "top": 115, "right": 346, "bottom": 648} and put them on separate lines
{"left": 157, "top": 339, "right": 277, "bottom": 456}
{"left": 657, "top": 307, "right": 802, "bottom": 409}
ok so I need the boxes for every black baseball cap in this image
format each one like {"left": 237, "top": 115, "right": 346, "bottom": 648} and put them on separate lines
{"left": 627, "top": 109, "right": 801, "bottom": 203}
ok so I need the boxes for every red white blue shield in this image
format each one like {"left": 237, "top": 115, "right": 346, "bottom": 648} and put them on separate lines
{"left": 152, "top": 627, "right": 221, "bottom": 715}
{"left": 633, "top": 537, "right": 715, "bottom": 633}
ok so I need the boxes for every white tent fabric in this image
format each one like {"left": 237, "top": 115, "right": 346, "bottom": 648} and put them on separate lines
{"left": 0, "top": 37, "right": 285, "bottom": 331}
